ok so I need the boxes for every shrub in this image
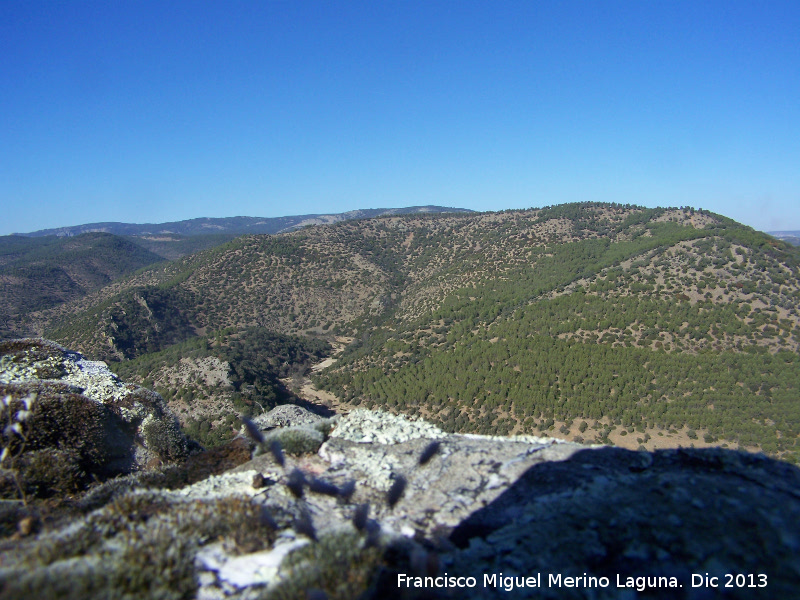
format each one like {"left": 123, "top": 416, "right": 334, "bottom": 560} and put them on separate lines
{"left": 17, "top": 449, "right": 83, "bottom": 498}
{"left": 311, "top": 417, "right": 338, "bottom": 438}
{"left": 263, "top": 426, "right": 325, "bottom": 456}
{"left": 183, "top": 417, "right": 235, "bottom": 448}
{"left": 141, "top": 414, "right": 188, "bottom": 462}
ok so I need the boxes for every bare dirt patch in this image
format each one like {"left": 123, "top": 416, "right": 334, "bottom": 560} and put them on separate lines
{"left": 286, "top": 337, "right": 358, "bottom": 415}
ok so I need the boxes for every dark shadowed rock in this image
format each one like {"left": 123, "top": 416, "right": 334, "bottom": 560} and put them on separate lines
{"left": 447, "top": 447, "right": 800, "bottom": 598}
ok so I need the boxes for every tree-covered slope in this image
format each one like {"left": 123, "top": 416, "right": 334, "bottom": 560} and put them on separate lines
{"left": 44, "top": 231, "right": 396, "bottom": 360}
{"left": 320, "top": 205, "right": 800, "bottom": 459}
{"left": 0, "top": 233, "right": 164, "bottom": 323}
{"left": 37, "top": 203, "right": 800, "bottom": 461}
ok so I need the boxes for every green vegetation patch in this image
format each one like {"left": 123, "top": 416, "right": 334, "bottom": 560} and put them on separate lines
{"left": 109, "top": 328, "right": 331, "bottom": 448}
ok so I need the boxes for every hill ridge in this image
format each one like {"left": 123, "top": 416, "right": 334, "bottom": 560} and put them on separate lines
{"left": 13, "top": 206, "right": 473, "bottom": 238}
{"left": 10, "top": 202, "right": 800, "bottom": 461}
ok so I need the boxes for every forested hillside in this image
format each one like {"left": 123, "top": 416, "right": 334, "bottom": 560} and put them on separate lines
{"left": 313, "top": 205, "right": 800, "bottom": 460}
{"left": 0, "top": 233, "right": 164, "bottom": 325}
{"left": 2, "top": 207, "right": 469, "bottom": 337}
{"left": 27, "top": 203, "right": 800, "bottom": 461}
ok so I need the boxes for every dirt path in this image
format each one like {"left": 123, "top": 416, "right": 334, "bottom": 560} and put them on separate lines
{"left": 286, "top": 337, "right": 357, "bottom": 415}
{"left": 298, "top": 380, "right": 351, "bottom": 414}
{"left": 310, "top": 356, "right": 337, "bottom": 372}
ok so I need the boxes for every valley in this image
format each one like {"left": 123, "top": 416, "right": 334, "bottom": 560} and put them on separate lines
{"left": 4, "top": 203, "right": 799, "bottom": 462}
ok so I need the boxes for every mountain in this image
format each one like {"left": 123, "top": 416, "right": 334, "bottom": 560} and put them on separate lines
{"left": 0, "top": 233, "right": 164, "bottom": 321}
{"left": 770, "top": 230, "right": 800, "bottom": 246}
{"left": 29, "top": 203, "right": 800, "bottom": 462}
{"left": 14, "top": 206, "right": 472, "bottom": 238}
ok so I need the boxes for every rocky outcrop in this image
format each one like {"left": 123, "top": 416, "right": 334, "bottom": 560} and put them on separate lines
{"left": 0, "top": 338, "right": 189, "bottom": 500}
{"left": 249, "top": 404, "right": 326, "bottom": 430}
{"left": 2, "top": 393, "right": 799, "bottom": 599}
{"left": 447, "top": 447, "right": 800, "bottom": 599}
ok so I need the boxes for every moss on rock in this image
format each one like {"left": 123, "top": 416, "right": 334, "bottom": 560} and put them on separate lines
{"left": 0, "top": 492, "right": 278, "bottom": 600}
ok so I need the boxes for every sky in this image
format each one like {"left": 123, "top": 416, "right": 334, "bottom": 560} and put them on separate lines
{"left": 2, "top": 1, "right": 799, "bottom": 235}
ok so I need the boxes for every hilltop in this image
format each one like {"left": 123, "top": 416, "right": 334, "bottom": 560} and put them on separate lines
{"left": 12, "top": 203, "right": 800, "bottom": 461}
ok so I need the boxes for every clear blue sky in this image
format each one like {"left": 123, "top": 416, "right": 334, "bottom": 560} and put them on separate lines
{"left": 2, "top": 1, "right": 799, "bottom": 235}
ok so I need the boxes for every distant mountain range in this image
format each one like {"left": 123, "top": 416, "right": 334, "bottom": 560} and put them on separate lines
{"left": 769, "top": 231, "right": 800, "bottom": 246}
{"left": 14, "top": 206, "right": 472, "bottom": 238}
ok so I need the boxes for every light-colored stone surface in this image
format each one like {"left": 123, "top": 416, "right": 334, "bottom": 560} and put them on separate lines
{"left": 0, "top": 340, "right": 131, "bottom": 403}
{"left": 329, "top": 408, "right": 447, "bottom": 444}
{"left": 250, "top": 404, "right": 323, "bottom": 430}
{"left": 196, "top": 538, "right": 309, "bottom": 591}
{"left": 175, "top": 470, "right": 263, "bottom": 500}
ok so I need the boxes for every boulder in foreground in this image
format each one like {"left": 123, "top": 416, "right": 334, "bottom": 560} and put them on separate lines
{"left": 0, "top": 338, "right": 188, "bottom": 500}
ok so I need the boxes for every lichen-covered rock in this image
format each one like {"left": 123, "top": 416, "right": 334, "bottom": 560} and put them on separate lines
{"left": 0, "top": 492, "right": 277, "bottom": 600}
{"left": 0, "top": 338, "right": 188, "bottom": 500}
{"left": 251, "top": 404, "right": 324, "bottom": 430}
{"left": 329, "top": 408, "right": 447, "bottom": 444}
{"left": 0, "top": 339, "right": 128, "bottom": 403}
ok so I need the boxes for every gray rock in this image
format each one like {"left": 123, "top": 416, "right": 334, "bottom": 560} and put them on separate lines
{"left": 329, "top": 408, "right": 446, "bottom": 444}
{"left": 445, "top": 447, "right": 800, "bottom": 599}
{"left": 250, "top": 404, "right": 324, "bottom": 430}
